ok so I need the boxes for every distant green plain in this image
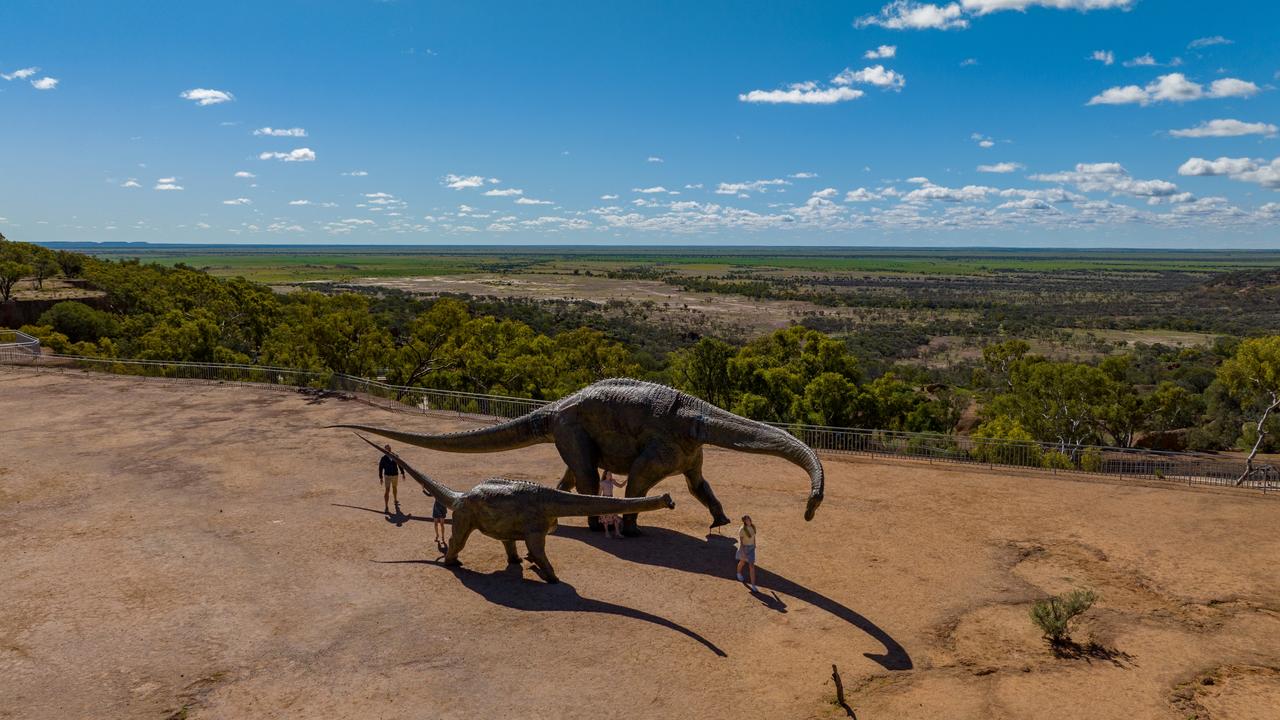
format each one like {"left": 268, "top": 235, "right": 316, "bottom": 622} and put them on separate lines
{"left": 71, "top": 245, "right": 1280, "bottom": 283}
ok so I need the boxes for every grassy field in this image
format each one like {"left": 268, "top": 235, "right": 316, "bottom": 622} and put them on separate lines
{"left": 57, "top": 244, "right": 1280, "bottom": 282}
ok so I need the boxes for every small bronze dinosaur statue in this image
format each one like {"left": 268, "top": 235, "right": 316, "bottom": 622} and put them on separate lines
{"left": 355, "top": 435, "right": 674, "bottom": 583}
{"left": 335, "top": 378, "right": 824, "bottom": 536}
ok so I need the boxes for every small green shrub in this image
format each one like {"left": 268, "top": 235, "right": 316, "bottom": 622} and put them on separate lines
{"left": 1041, "top": 450, "right": 1074, "bottom": 470}
{"left": 1030, "top": 588, "right": 1097, "bottom": 644}
{"left": 1080, "top": 448, "right": 1103, "bottom": 473}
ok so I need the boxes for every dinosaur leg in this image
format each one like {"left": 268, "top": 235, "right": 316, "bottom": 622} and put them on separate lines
{"left": 524, "top": 533, "right": 559, "bottom": 584}
{"left": 557, "top": 467, "right": 575, "bottom": 491}
{"left": 443, "top": 514, "right": 473, "bottom": 567}
{"left": 620, "top": 445, "right": 678, "bottom": 537}
{"left": 684, "top": 448, "right": 731, "bottom": 529}
{"left": 552, "top": 425, "right": 604, "bottom": 532}
{"left": 502, "top": 540, "right": 520, "bottom": 565}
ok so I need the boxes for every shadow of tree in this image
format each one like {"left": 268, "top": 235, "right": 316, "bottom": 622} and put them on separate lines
{"left": 554, "top": 525, "right": 912, "bottom": 671}
{"left": 376, "top": 560, "right": 727, "bottom": 657}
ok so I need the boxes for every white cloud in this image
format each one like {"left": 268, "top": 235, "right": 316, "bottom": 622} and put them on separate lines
{"left": 30, "top": 77, "right": 58, "bottom": 90}
{"left": 444, "top": 174, "right": 487, "bottom": 189}
{"left": 864, "top": 45, "right": 898, "bottom": 59}
{"left": 789, "top": 172, "right": 818, "bottom": 179}
{"left": 832, "top": 65, "right": 906, "bottom": 90}
{"left": 844, "top": 188, "right": 881, "bottom": 202}
{"left": 120, "top": 179, "right": 141, "bottom": 188}
{"left": 1, "top": 67, "right": 39, "bottom": 81}
{"left": 1090, "top": 50, "right": 1114, "bottom": 65}
{"left": 633, "top": 186, "right": 670, "bottom": 194}
{"left": 342, "top": 170, "right": 369, "bottom": 177}
{"left": 1170, "top": 119, "right": 1277, "bottom": 138}
{"left": 600, "top": 194, "right": 619, "bottom": 200}
{"left": 180, "top": 88, "right": 234, "bottom": 106}
{"left": 971, "top": 132, "right": 997, "bottom": 148}
{"left": 739, "top": 82, "right": 863, "bottom": 105}
{"left": 977, "top": 162, "right": 1024, "bottom": 173}
{"left": 856, "top": 0, "right": 1130, "bottom": 31}
{"left": 259, "top": 148, "right": 315, "bottom": 162}
{"left": 1179, "top": 156, "right": 1280, "bottom": 188}
{"left": 714, "top": 178, "right": 790, "bottom": 195}
{"left": 484, "top": 188, "right": 524, "bottom": 197}
{"left": 1207, "top": 78, "right": 1260, "bottom": 99}
{"left": 1189, "top": 36, "right": 1232, "bottom": 49}
{"left": 222, "top": 198, "right": 252, "bottom": 206}
{"left": 856, "top": 2, "right": 968, "bottom": 30}
{"left": 904, "top": 182, "right": 995, "bottom": 202}
{"left": 811, "top": 187, "right": 839, "bottom": 199}
{"left": 234, "top": 171, "right": 256, "bottom": 178}
{"left": 154, "top": 179, "right": 184, "bottom": 191}
{"left": 1123, "top": 53, "right": 1157, "bottom": 67}
{"left": 515, "top": 197, "right": 554, "bottom": 205}
{"left": 253, "top": 127, "right": 307, "bottom": 137}
{"left": 647, "top": 156, "right": 664, "bottom": 163}
{"left": 289, "top": 200, "right": 312, "bottom": 205}
{"left": 1088, "top": 73, "right": 1260, "bottom": 106}
{"left": 1031, "top": 162, "right": 1181, "bottom": 197}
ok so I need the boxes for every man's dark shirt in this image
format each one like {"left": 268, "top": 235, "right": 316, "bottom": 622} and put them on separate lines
{"left": 379, "top": 455, "right": 399, "bottom": 477}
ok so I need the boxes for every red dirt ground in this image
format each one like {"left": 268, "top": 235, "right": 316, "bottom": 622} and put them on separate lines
{"left": 2, "top": 371, "right": 1279, "bottom": 719}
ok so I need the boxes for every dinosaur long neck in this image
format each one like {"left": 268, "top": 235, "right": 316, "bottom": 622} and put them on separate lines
{"left": 700, "top": 408, "right": 825, "bottom": 521}
{"left": 331, "top": 412, "right": 552, "bottom": 453}
{"left": 551, "top": 493, "right": 673, "bottom": 518}
{"left": 353, "top": 434, "right": 462, "bottom": 509}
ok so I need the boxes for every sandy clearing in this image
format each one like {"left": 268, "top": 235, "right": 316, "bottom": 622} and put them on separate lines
{"left": 2, "top": 370, "right": 1278, "bottom": 719}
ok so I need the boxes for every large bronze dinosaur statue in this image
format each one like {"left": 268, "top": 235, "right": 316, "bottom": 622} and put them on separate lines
{"left": 355, "top": 435, "right": 674, "bottom": 583}
{"left": 335, "top": 378, "right": 824, "bottom": 536}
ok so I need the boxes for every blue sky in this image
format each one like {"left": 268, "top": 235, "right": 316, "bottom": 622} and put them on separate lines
{"left": 1, "top": 0, "right": 1277, "bottom": 247}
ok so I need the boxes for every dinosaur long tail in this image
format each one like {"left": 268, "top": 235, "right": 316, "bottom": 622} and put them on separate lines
{"left": 353, "top": 434, "right": 463, "bottom": 510}
{"left": 548, "top": 491, "right": 676, "bottom": 518}
{"left": 701, "top": 407, "right": 825, "bottom": 521}
{"left": 329, "top": 412, "right": 551, "bottom": 454}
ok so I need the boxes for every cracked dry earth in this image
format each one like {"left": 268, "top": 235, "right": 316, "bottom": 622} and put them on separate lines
{"left": 2, "top": 371, "right": 1279, "bottom": 720}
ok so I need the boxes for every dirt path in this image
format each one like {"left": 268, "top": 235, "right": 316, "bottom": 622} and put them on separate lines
{"left": 2, "top": 372, "right": 1278, "bottom": 719}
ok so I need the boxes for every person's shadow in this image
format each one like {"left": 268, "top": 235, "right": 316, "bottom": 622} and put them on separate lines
{"left": 554, "top": 525, "right": 912, "bottom": 671}
{"left": 332, "top": 503, "right": 449, "bottom": 529}
{"left": 376, "top": 560, "right": 726, "bottom": 657}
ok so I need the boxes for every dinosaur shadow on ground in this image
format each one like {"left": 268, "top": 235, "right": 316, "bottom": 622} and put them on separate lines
{"left": 376, "top": 559, "right": 726, "bottom": 657}
{"left": 554, "top": 525, "right": 913, "bottom": 671}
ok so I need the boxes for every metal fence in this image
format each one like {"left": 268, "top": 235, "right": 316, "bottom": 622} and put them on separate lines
{"left": 1, "top": 344, "right": 1272, "bottom": 493}
{"left": 0, "top": 329, "right": 41, "bottom": 357}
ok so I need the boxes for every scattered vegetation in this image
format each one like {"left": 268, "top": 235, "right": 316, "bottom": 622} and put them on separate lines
{"left": 1030, "top": 588, "right": 1098, "bottom": 645}
{"left": 6, "top": 238, "right": 1280, "bottom": 458}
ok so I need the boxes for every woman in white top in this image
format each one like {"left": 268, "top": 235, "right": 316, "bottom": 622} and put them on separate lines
{"left": 735, "top": 515, "right": 758, "bottom": 592}
{"left": 599, "top": 470, "right": 629, "bottom": 538}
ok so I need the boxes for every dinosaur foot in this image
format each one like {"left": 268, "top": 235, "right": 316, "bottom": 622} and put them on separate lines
{"left": 620, "top": 525, "right": 644, "bottom": 538}
{"left": 709, "top": 515, "right": 731, "bottom": 529}
{"left": 443, "top": 558, "right": 462, "bottom": 567}
{"left": 587, "top": 516, "right": 605, "bottom": 532}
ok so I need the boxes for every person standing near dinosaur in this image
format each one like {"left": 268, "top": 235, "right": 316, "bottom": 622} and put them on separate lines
{"left": 735, "top": 515, "right": 758, "bottom": 592}
{"left": 378, "top": 444, "right": 402, "bottom": 516}
{"left": 431, "top": 490, "right": 448, "bottom": 549}
{"left": 598, "top": 470, "right": 629, "bottom": 538}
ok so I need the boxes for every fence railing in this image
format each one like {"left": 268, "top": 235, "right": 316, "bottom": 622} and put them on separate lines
{"left": 1, "top": 345, "right": 1272, "bottom": 493}
{"left": 0, "top": 329, "right": 41, "bottom": 357}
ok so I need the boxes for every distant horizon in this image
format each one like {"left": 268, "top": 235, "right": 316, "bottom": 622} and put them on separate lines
{"left": 29, "top": 240, "right": 1280, "bottom": 254}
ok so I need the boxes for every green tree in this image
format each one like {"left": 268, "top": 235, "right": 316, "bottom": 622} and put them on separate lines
{"left": 0, "top": 261, "right": 29, "bottom": 302}
{"left": 986, "top": 361, "right": 1112, "bottom": 448}
{"left": 670, "top": 337, "right": 736, "bottom": 407}
{"left": 32, "top": 255, "right": 60, "bottom": 290}
{"left": 54, "top": 250, "right": 85, "bottom": 278}
{"left": 1218, "top": 336, "right": 1280, "bottom": 484}
{"left": 38, "top": 301, "right": 119, "bottom": 343}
